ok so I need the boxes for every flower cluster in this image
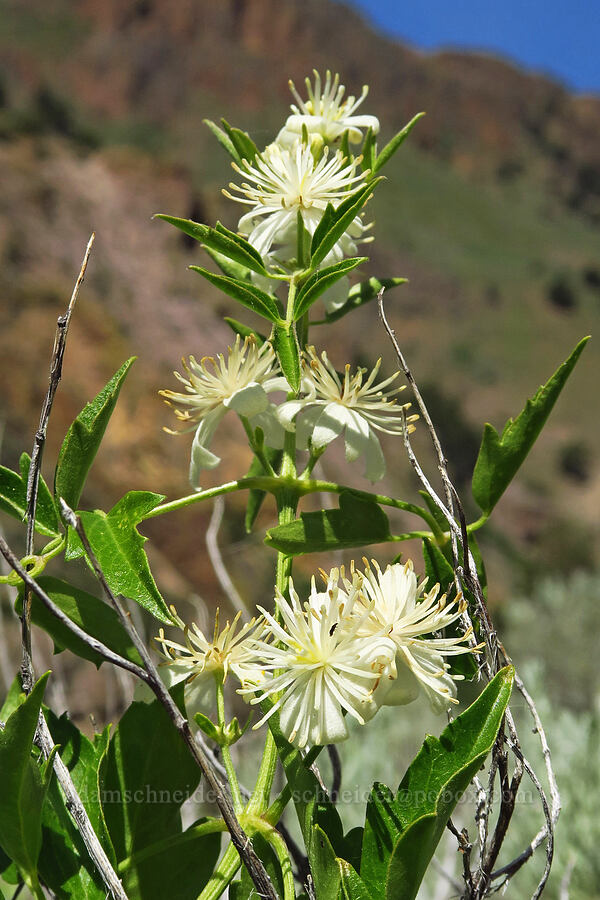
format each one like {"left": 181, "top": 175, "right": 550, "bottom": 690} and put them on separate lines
{"left": 161, "top": 338, "right": 415, "bottom": 486}
{"left": 157, "top": 559, "right": 478, "bottom": 749}
{"left": 223, "top": 70, "right": 379, "bottom": 310}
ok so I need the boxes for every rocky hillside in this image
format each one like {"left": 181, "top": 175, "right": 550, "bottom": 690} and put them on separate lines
{"left": 0, "top": 0, "right": 598, "bottom": 608}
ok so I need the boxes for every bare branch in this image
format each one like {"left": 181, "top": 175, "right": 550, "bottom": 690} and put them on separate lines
{"left": 60, "top": 501, "right": 279, "bottom": 900}
{"left": 206, "top": 496, "right": 247, "bottom": 615}
{"left": 22, "top": 234, "right": 95, "bottom": 693}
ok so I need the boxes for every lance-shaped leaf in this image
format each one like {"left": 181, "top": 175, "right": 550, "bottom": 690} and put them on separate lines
{"left": 65, "top": 492, "right": 172, "bottom": 623}
{"left": 204, "top": 246, "right": 252, "bottom": 282}
{"left": 0, "top": 673, "right": 52, "bottom": 894}
{"left": 310, "top": 179, "right": 383, "bottom": 268}
{"left": 0, "top": 454, "right": 60, "bottom": 537}
{"left": 54, "top": 358, "right": 135, "bottom": 510}
{"left": 189, "top": 266, "right": 283, "bottom": 324}
{"left": 15, "top": 577, "right": 142, "bottom": 669}
{"left": 293, "top": 257, "right": 367, "bottom": 321}
{"left": 362, "top": 126, "right": 377, "bottom": 174}
{"left": 421, "top": 539, "right": 477, "bottom": 680}
{"left": 154, "top": 215, "right": 267, "bottom": 275}
{"left": 220, "top": 118, "right": 259, "bottom": 164}
{"left": 224, "top": 318, "right": 267, "bottom": 346}
{"left": 296, "top": 209, "right": 312, "bottom": 269}
{"left": 203, "top": 118, "right": 238, "bottom": 162}
{"left": 272, "top": 323, "right": 301, "bottom": 392}
{"left": 472, "top": 336, "right": 589, "bottom": 515}
{"left": 372, "top": 112, "right": 426, "bottom": 175}
{"left": 265, "top": 492, "right": 392, "bottom": 555}
{"left": 322, "top": 276, "right": 408, "bottom": 323}
{"left": 360, "top": 667, "right": 514, "bottom": 900}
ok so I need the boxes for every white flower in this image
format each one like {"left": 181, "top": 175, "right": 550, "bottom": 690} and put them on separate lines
{"left": 277, "top": 70, "right": 380, "bottom": 146}
{"left": 160, "top": 336, "right": 287, "bottom": 487}
{"left": 155, "top": 609, "right": 265, "bottom": 717}
{"left": 224, "top": 140, "right": 368, "bottom": 262}
{"left": 278, "top": 347, "right": 417, "bottom": 482}
{"left": 350, "top": 559, "right": 479, "bottom": 712}
{"left": 240, "top": 572, "right": 396, "bottom": 749}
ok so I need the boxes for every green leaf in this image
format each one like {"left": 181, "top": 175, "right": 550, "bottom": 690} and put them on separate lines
{"left": 362, "top": 126, "right": 377, "bottom": 174}
{"left": 296, "top": 209, "right": 312, "bottom": 269}
{"left": 265, "top": 492, "right": 392, "bottom": 556}
{"left": 372, "top": 112, "right": 426, "bottom": 175}
{"left": 230, "top": 831, "right": 285, "bottom": 900}
{"left": 203, "top": 118, "right": 238, "bottom": 162}
{"left": 101, "top": 692, "right": 205, "bottom": 899}
{"left": 340, "top": 861, "right": 374, "bottom": 900}
{"left": 323, "top": 277, "right": 407, "bottom": 323}
{"left": 224, "top": 318, "right": 267, "bottom": 346}
{"left": 359, "top": 667, "right": 513, "bottom": 900}
{"left": 0, "top": 455, "right": 60, "bottom": 537}
{"left": 293, "top": 258, "right": 367, "bottom": 321}
{"left": 54, "top": 358, "right": 135, "bottom": 510}
{"left": 421, "top": 540, "right": 477, "bottom": 680}
{"left": 204, "top": 247, "right": 252, "bottom": 282}
{"left": 68, "top": 492, "right": 172, "bottom": 623}
{"left": 418, "top": 490, "right": 450, "bottom": 534}
{"left": 0, "top": 677, "right": 22, "bottom": 723}
{"left": 244, "top": 448, "right": 282, "bottom": 533}
{"left": 220, "top": 119, "right": 259, "bottom": 164}
{"left": 472, "top": 337, "right": 589, "bottom": 514}
{"left": 272, "top": 324, "right": 301, "bottom": 392}
{"left": 15, "top": 577, "right": 142, "bottom": 669}
{"left": 310, "top": 179, "right": 382, "bottom": 268}
{"left": 154, "top": 216, "right": 267, "bottom": 275}
{"left": 0, "top": 673, "right": 51, "bottom": 892}
{"left": 38, "top": 715, "right": 114, "bottom": 899}
{"left": 189, "top": 266, "right": 283, "bottom": 324}
{"left": 421, "top": 538, "right": 454, "bottom": 594}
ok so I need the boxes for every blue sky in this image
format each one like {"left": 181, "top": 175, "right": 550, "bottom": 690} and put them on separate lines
{"left": 345, "top": 0, "right": 600, "bottom": 94}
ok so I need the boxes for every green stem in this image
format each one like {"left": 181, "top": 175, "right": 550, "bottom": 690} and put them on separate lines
{"left": 144, "top": 478, "right": 277, "bottom": 519}
{"left": 198, "top": 842, "right": 241, "bottom": 900}
{"left": 239, "top": 416, "right": 276, "bottom": 476}
{"left": 467, "top": 513, "right": 489, "bottom": 534}
{"left": 263, "top": 745, "right": 322, "bottom": 825}
{"left": 118, "top": 818, "right": 226, "bottom": 873}
{"left": 246, "top": 817, "right": 295, "bottom": 900}
{"left": 215, "top": 674, "right": 243, "bottom": 815}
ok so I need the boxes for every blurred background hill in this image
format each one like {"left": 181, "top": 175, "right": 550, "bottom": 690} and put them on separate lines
{"left": 1, "top": 0, "right": 598, "bottom": 590}
{"left": 1, "top": 2, "right": 599, "bottom": 896}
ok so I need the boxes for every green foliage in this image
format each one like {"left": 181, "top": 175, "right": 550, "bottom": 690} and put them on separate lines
{"left": 54, "top": 358, "right": 136, "bottom": 510}
{"left": 0, "top": 673, "right": 52, "bottom": 895}
{"left": 219, "top": 119, "right": 259, "bottom": 164}
{"left": 372, "top": 112, "right": 426, "bottom": 175}
{"left": 0, "top": 453, "right": 60, "bottom": 537}
{"left": 230, "top": 832, "right": 285, "bottom": 900}
{"left": 310, "top": 179, "right": 382, "bottom": 268}
{"left": 293, "top": 257, "right": 367, "bottom": 320}
{"left": 265, "top": 492, "right": 392, "bottom": 555}
{"left": 472, "top": 336, "right": 589, "bottom": 514}
{"left": 155, "top": 215, "right": 267, "bottom": 276}
{"left": 15, "top": 577, "right": 142, "bottom": 668}
{"left": 189, "top": 265, "right": 283, "bottom": 324}
{"left": 321, "top": 276, "right": 407, "bottom": 323}
{"left": 65, "top": 491, "right": 172, "bottom": 623}
{"left": 224, "top": 317, "right": 267, "bottom": 345}
{"left": 101, "top": 693, "right": 219, "bottom": 899}
{"left": 272, "top": 323, "right": 301, "bottom": 392}
{"left": 359, "top": 667, "right": 513, "bottom": 900}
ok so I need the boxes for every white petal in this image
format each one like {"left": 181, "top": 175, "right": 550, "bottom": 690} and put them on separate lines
{"left": 251, "top": 406, "right": 286, "bottom": 449}
{"left": 190, "top": 408, "right": 227, "bottom": 486}
{"left": 225, "top": 382, "right": 270, "bottom": 418}
{"left": 311, "top": 403, "right": 347, "bottom": 449}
